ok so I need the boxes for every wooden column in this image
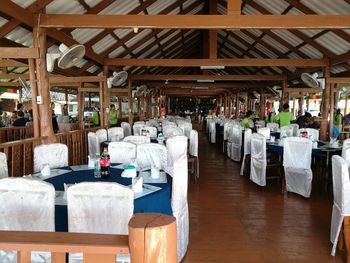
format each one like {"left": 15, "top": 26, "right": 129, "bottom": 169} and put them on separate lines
{"left": 281, "top": 79, "right": 289, "bottom": 105}
{"left": 65, "top": 90, "right": 69, "bottom": 105}
{"left": 298, "top": 93, "right": 304, "bottom": 114}
{"left": 99, "top": 81, "right": 104, "bottom": 127}
{"left": 260, "top": 93, "right": 265, "bottom": 120}
{"left": 28, "top": 58, "right": 40, "bottom": 138}
{"left": 118, "top": 96, "right": 122, "bottom": 119}
{"left": 329, "top": 84, "right": 335, "bottom": 138}
{"left": 102, "top": 66, "right": 109, "bottom": 127}
{"left": 33, "top": 23, "right": 55, "bottom": 142}
{"left": 306, "top": 95, "right": 310, "bottom": 111}
{"left": 320, "top": 66, "right": 331, "bottom": 140}
{"left": 235, "top": 93, "right": 240, "bottom": 117}
{"left": 228, "top": 95, "right": 232, "bottom": 117}
{"left": 140, "top": 96, "right": 145, "bottom": 120}
{"left": 78, "top": 84, "right": 84, "bottom": 129}
{"left": 127, "top": 78, "right": 133, "bottom": 125}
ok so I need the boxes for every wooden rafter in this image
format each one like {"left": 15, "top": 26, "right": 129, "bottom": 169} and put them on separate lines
{"left": 130, "top": 74, "right": 285, "bottom": 81}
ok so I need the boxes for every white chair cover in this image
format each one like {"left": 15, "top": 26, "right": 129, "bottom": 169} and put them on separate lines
{"left": 266, "top": 122, "right": 279, "bottom": 131}
{"left": 0, "top": 178, "right": 55, "bottom": 263}
{"left": 280, "top": 125, "right": 294, "bottom": 137}
{"left": 208, "top": 120, "right": 216, "bottom": 143}
{"left": 230, "top": 125, "right": 242, "bottom": 162}
{"left": 255, "top": 120, "right": 265, "bottom": 128}
{"left": 189, "top": 130, "right": 198, "bottom": 157}
{"left": 163, "top": 126, "right": 183, "bottom": 139}
{"left": 171, "top": 155, "right": 189, "bottom": 262}
{"left": 240, "top": 129, "right": 252, "bottom": 176}
{"left": 133, "top": 121, "right": 145, "bottom": 125}
{"left": 297, "top": 128, "right": 319, "bottom": 141}
{"left": 121, "top": 122, "right": 132, "bottom": 137}
{"left": 341, "top": 138, "right": 350, "bottom": 168}
{"left": 108, "top": 127, "right": 124, "bottom": 141}
{"left": 142, "top": 126, "right": 158, "bottom": 139}
{"left": 178, "top": 122, "right": 192, "bottom": 139}
{"left": 330, "top": 155, "right": 350, "bottom": 256}
{"left": 132, "top": 123, "right": 145, "bottom": 136}
{"left": 88, "top": 132, "right": 99, "bottom": 158}
{"left": 136, "top": 143, "right": 167, "bottom": 171}
{"left": 283, "top": 137, "right": 313, "bottom": 198}
{"left": 0, "top": 152, "right": 8, "bottom": 178}
{"left": 257, "top": 127, "right": 271, "bottom": 140}
{"left": 223, "top": 122, "right": 232, "bottom": 152}
{"left": 34, "top": 143, "right": 68, "bottom": 173}
{"left": 123, "top": 135, "right": 151, "bottom": 145}
{"left": 290, "top": 123, "right": 299, "bottom": 136}
{"left": 145, "top": 119, "right": 158, "bottom": 127}
{"left": 96, "top": 128, "right": 108, "bottom": 143}
{"left": 166, "top": 136, "right": 188, "bottom": 176}
{"left": 108, "top": 142, "right": 136, "bottom": 164}
{"left": 250, "top": 133, "right": 267, "bottom": 186}
{"left": 67, "top": 182, "right": 133, "bottom": 263}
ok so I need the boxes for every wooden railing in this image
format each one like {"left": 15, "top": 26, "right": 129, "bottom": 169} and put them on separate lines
{"left": 0, "top": 213, "right": 178, "bottom": 263}
{"left": 0, "top": 126, "right": 34, "bottom": 143}
{"left": 0, "top": 127, "right": 99, "bottom": 177}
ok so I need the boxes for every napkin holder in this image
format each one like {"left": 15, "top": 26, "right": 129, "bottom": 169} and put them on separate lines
{"left": 132, "top": 176, "right": 143, "bottom": 193}
{"left": 121, "top": 165, "right": 137, "bottom": 178}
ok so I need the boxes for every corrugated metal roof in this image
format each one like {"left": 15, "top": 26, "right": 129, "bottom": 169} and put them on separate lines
{"left": 300, "top": 0, "right": 350, "bottom": 14}
{"left": 147, "top": 0, "right": 178, "bottom": 14}
{"left": 99, "top": 0, "right": 140, "bottom": 14}
{"left": 254, "top": 43, "right": 278, "bottom": 58}
{"left": 125, "top": 29, "right": 152, "bottom": 48}
{"left": 71, "top": 29, "right": 104, "bottom": 44}
{"left": 139, "top": 45, "right": 159, "bottom": 59}
{"left": 271, "top": 30, "right": 303, "bottom": 47}
{"left": 108, "top": 46, "right": 125, "bottom": 58}
{"left": 92, "top": 34, "right": 117, "bottom": 54}
{"left": 11, "top": 0, "right": 36, "bottom": 8}
{"left": 261, "top": 35, "right": 289, "bottom": 54}
{"left": 74, "top": 58, "right": 88, "bottom": 68}
{"left": 46, "top": 0, "right": 86, "bottom": 14}
{"left": 5, "top": 27, "right": 33, "bottom": 47}
{"left": 87, "top": 65, "right": 100, "bottom": 73}
{"left": 84, "top": 0, "right": 103, "bottom": 8}
{"left": 234, "top": 31, "right": 255, "bottom": 45}
{"left": 253, "top": 0, "right": 290, "bottom": 14}
{"left": 299, "top": 44, "right": 324, "bottom": 59}
{"left": 0, "top": 17, "right": 8, "bottom": 27}
{"left": 315, "top": 32, "right": 350, "bottom": 56}
{"left": 113, "top": 29, "right": 133, "bottom": 39}
{"left": 331, "top": 65, "right": 347, "bottom": 74}
{"left": 132, "top": 37, "right": 157, "bottom": 55}
{"left": 160, "top": 30, "right": 179, "bottom": 45}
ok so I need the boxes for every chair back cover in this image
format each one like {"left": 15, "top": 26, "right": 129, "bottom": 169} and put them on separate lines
{"left": 108, "top": 142, "right": 136, "bottom": 164}
{"left": 67, "top": 182, "right": 133, "bottom": 262}
{"left": 136, "top": 143, "right": 167, "bottom": 171}
{"left": 145, "top": 119, "right": 158, "bottom": 127}
{"left": 266, "top": 122, "right": 279, "bottom": 131}
{"left": 107, "top": 127, "right": 124, "bottom": 141}
{"left": 0, "top": 178, "right": 55, "bottom": 262}
{"left": 250, "top": 133, "right": 267, "bottom": 186}
{"left": 178, "top": 122, "right": 192, "bottom": 139}
{"left": 166, "top": 136, "right": 188, "bottom": 176}
{"left": 280, "top": 125, "right": 294, "bottom": 137}
{"left": 297, "top": 128, "right": 319, "bottom": 141}
{"left": 132, "top": 123, "right": 145, "bottom": 136}
{"left": 163, "top": 126, "right": 183, "bottom": 139}
{"left": 330, "top": 155, "right": 350, "bottom": 256}
{"left": 142, "top": 126, "right": 158, "bottom": 139}
{"left": 208, "top": 120, "right": 216, "bottom": 143}
{"left": 171, "top": 155, "right": 189, "bottom": 262}
{"left": 121, "top": 122, "right": 131, "bottom": 137}
{"left": 283, "top": 137, "right": 313, "bottom": 198}
{"left": 289, "top": 123, "right": 299, "bottom": 136}
{"left": 189, "top": 129, "right": 198, "bottom": 157}
{"left": 257, "top": 127, "right": 271, "bottom": 140}
{"left": 341, "top": 138, "right": 350, "bottom": 168}
{"left": 34, "top": 143, "right": 68, "bottom": 173}
{"left": 0, "top": 153, "right": 8, "bottom": 178}
{"left": 96, "top": 128, "right": 107, "bottom": 143}
{"left": 230, "top": 125, "right": 242, "bottom": 162}
{"left": 223, "top": 122, "right": 232, "bottom": 141}
{"left": 123, "top": 135, "right": 151, "bottom": 145}
{"left": 255, "top": 120, "right": 265, "bottom": 128}
{"left": 134, "top": 121, "right": 145, "bottom": 125}
{"left": 88, "top": 132, "right": 99, "bottom": 158}
{"left": 240, "top": 129, "right": 252, "bottom": 176}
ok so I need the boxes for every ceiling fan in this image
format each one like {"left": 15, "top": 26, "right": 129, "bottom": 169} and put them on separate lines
{"left": 301, "top": 72, "right": 325, "bottom": 89}
{"left": 46, "top": 43, "right": 85, "bottom": 72}
{"left": 107, "top": 71, "right": 128, "bottom": 88}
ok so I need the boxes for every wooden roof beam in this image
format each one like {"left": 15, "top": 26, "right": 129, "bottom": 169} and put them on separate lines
{"left": 0, "top": 48, "right": 38, "bottom": 59}
{"left": 38, "top": 14, "right": 350, "bottom": 30}
{"left": 130, "top": 74, "right": 285, "bottom": 81}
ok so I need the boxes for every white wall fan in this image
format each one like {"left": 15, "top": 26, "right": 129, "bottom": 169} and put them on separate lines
{"left": 107, "top": 71, "right": 128, "bottom": 88}
{"left": 301, "top": 72, "right": 325, "bottom": 89}
{"left": 46, "top": 43, "right": 85, "bottom": 72}
{"left": 135, "top": 85, "right": 148, "bottom": 97}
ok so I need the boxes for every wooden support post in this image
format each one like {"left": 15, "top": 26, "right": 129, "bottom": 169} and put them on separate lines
{"left": 306, "top": 95, "right": 310, "bottom": 111}
{"left": 140, "top": 96, "right": 145, "bottom": 120}
{"left": 99, "top": 81, "right": 104, "bottom": 127}
{"left": 65, "top": 90, "right": 68, "bottom": 105}
{"left": 298, "top": 93, "right": 304, "bottom": 114}
{"left": 223, "top": 95, "right": 227, "bottom": 116}
{"left": 260, "top": 93, "right": 265, "bottom": 120}
{"left": 235, "top": 93, "right": 240, "bottom": 117}
{"left": 28, "top": 58, "right": 40, "bottom": 138}
{"left": 329, "top": 84, "right": 335, "bottom": 137}
{"left": 128, "top": 78, "right": 133, "bottom": 125}
{"left": 78, "top": 84, "right": 84, "bottom": 129}
{"left": 320, "top": 66, "right": 331, "bottom": 140}
{"left": 103, "top": 66, "right": 109, "bottom": 127}
{"left": 118, "top": 96, "right": 122, "bottom": 119}
{"left": 128, "top": 213, "right": 178, "bottom": 263}
{"left": 33, "top": 22, "right": 55, "bottom": 142}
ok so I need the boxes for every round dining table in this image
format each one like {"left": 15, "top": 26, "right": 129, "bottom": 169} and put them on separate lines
{"left": 44, "top": 166, "right": 172, "bottom": 232}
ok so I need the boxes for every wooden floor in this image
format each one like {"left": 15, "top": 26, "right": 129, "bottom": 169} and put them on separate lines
{"left": 182, "top": 125, "right": 344, "bottom": 263}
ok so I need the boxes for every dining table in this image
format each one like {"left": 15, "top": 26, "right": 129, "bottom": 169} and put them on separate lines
{"left": 44, "top": 166, "right": 172, "bottom": 232}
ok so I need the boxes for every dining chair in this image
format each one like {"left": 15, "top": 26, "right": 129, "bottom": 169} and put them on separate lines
{"left": 166, "top": 136, "right": 188, "bottom": 177}
{"left": 208, "top": 120, "right": 216, "bottom": 143}
{"left": 283, "top": 137, "right": 313, "bottom": 198}
{"left": 136, "top": 143, "right": 167, "bottom": 171}
{"left": 132, "top": 123, "right": 145, "bottom": 136}
{"left": 341, "top": 138, "right": 350, "bottom": 168}
{"left": 171, "top": 154, "right": 189, "bottom": 262}
{"left": 142, "top": 126, "right": 158, "bottom": 139}
{"left": 188, "top": 129, "right": 199, "bottom": 180}
{"left": 145, "top": 119, "right": 158, "bottom": 127}
{"left": 87, "top": 132, "right": 99, "bottom": 158}
{"left": 107, "top": 127, "right": 124, "bottom": 141}
{"left": 230, "top": 125, "right": 242, "bottom": 162}
{"left": 289, "top": 123, "right": 299, "bottom": 136}
{"left": 123, "top": 135, "right": 151, "bottom": 145}
{"left": 108, "top": 142, "right": 136, "bottom": 164}
{"left": 0, "top": 152, "right": 8, "bottom": 178}
{"left": 121, "top": 122, "right": 131, "bottom": 137}
{"left": 223, "top": 122, "right": 232, "bottom": 153}
{"left": 67, "top": 182, "right": 133, "bottom": 263}
{"left": 133, "top": 121, "right": 145, "bottom": 125}
{"left": 177, "top": 122, "right": 192, "bottom": 139}
{"left": 240, "top": 129, "right": 252, "bottom": 176}
{"left": 96, "top": 128, "right": 108, "bottom": 144}
{"left": 330, "top": 155, "right": 350, "bottom": 259}
{"left": 250, "top": 133, "right": 267, "bottom": 186}
{"left": 34, "top": 143, "right": 68, "bottom": 173}
{"left": 297, "top": 128, "right": 319, "bottom": 141}
{"left": 0, "top": 178, "right": 55, "bottom": 263}
{"left": 266, "top": 122, "right": 279, "bottom": 131}
{"left": 280, "top": 125, "right": 294, "bottom": 137}
{"left": 257, "top": 127, "right": 271, "bottom": 140}
{"left": 163, "top": 126, "right": 183, "bottom": 139}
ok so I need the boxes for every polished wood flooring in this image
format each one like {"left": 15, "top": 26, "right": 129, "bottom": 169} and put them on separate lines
{"left": 182, "top": 125, "right": 344, "bottom": 263}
